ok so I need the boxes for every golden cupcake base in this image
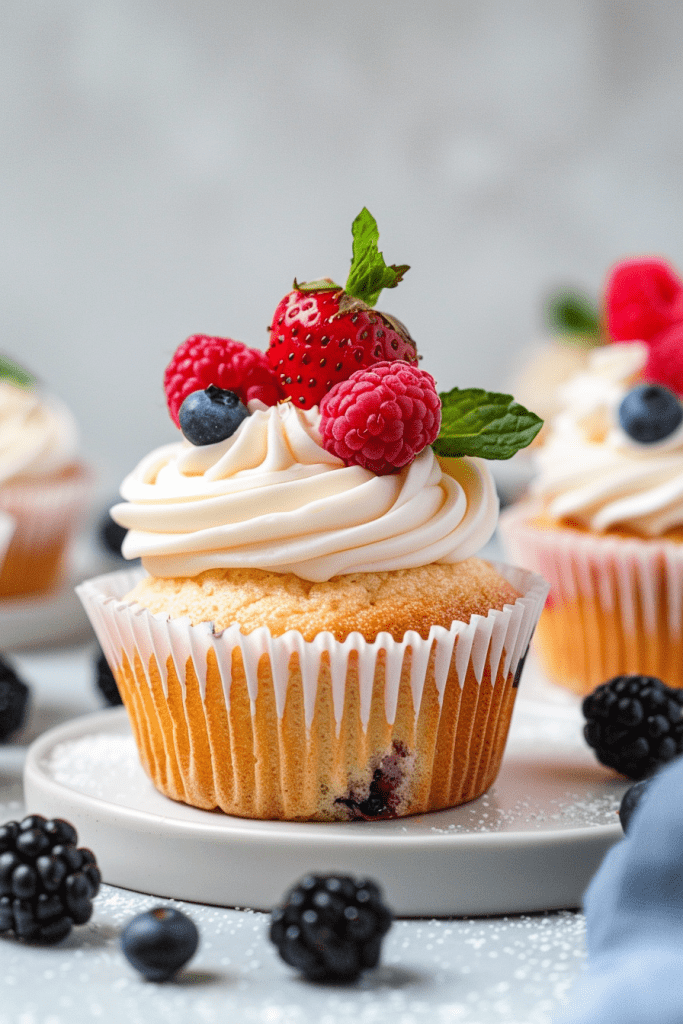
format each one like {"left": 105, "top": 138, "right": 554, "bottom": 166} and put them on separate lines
{"left": 78, "top": 564, "right": 548, "bottom": 822}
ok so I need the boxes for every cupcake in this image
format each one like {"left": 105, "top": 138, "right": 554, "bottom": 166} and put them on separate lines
{"left": 0, "top": 359, "right": 92, "bottom": 598}
{"left": 78, "top": 209, "right": 546, "bottom": 821}
{"left": 501, "top": 256, "right": 683, "bottom": 695}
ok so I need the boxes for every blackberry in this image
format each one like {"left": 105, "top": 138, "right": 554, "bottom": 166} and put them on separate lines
{"left": 99, "top": 509, "right": 128, "bottom": 558}
{"left": 0, "top": 814, "right": 101, "bottom": 943}
{"left": 179, "top": 385, "right": 249, "bottom": 446}
{"left": 0, "top": 655, "right": 30, "bottom": 742}
{"left": 583, "top": 675, "right": 683, "bottom": 780}
{"left": 269, "top": 873, "right": 393, "bottom": 982}
{"left": 121, "top": 907, "right": 199, "bottom": 981}
{"left": 95, "top": 647, "right": 122, "bottom": 707}
{"left": 619, "top": 778, "right": 653, "bottom": 834}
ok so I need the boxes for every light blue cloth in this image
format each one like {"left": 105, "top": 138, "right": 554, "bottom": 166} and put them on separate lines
{"left": 556, "top": 755, "right": 683, "bottom": 1023}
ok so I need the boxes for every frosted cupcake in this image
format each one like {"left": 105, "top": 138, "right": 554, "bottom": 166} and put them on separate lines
{"left": 78, "top": 210, "right": 547, "bottom": 821}
{"left": 501, "top": 257, "right": 683, "bottom": 695}
{"left": 0, "top": 360, "right": 92, "bottom": 598}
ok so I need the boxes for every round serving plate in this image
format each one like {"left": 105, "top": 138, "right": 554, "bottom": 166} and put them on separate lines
{"left": 23, "top": 678, "right": 626, "bottom": 917}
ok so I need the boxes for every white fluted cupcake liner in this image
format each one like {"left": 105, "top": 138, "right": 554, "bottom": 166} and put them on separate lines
{"left": 500, "top": 502, "right": 683, "bottom": 694}
{"left": 77, "top": 562, "right": 548, "bottom": 820}
{"left": 0, "top": 464, "right": 93, "bottom": 596}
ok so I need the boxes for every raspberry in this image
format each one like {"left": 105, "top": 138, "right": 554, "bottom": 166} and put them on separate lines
{"left": 643, "top": 320, "right": 683, "bottom": 396}
{"left": 164, "top": 335, "right": 284, "bottom": 428}
{"left": 319, "top": 361, "right": 441, "bottom": 475}
{"left": 605, "top": 257, "right": 683, "bottom": 343}
{"left": 269, "top": 873, "right": 393, "bottom": 982}
{"left": 583, "top": 674, "right": 683, "bottom": 780}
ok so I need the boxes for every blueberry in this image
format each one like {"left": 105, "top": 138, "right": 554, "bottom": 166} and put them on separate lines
{"left": 619, "top": 777, "right": 653, "bottom": 833}
{"left": 121, "top": 906, "right": 199, "bottom": 982}
{"left": 179, "top": 385, "right": 249, "bottom": 446}
{"left": 618, "top": 383, "right": 683, "bottom": 443}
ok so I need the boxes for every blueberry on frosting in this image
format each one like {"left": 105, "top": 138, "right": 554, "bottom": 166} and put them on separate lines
{"left": 178, "top": 385, "right": 249, "bottom": 446}
{"left": 618, "top": 383, "right": 683, "bottom": 444}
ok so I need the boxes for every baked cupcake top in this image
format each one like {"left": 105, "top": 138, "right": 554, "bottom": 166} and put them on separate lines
{"left": 532, "top": 257, "right": 683, "bottom": 537}
{"left": 111, "top": 209, "right": 542, "bottom": 582}
{"left": 0, "top": 361, "right": 79, "bottom": 484}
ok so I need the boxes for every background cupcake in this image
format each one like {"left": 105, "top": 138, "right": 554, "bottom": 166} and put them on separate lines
{"left": 501, "top": 257, "right": 683, "bottom": 695}
{"left": 0, "top": 358, "right": 92, "bottom": 598}
{"left": 79, "top": 211, "right": 547, "bottom": 822}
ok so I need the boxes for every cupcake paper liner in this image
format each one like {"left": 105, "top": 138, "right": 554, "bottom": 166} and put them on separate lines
{"left": 77, "top": 562, "right": 548, "bottom": 821}
{"left": 0, "top": 465, "right": 92, "bottom": 597}
{"left": 500, "top": 502, "right": 683, "bottom": 695}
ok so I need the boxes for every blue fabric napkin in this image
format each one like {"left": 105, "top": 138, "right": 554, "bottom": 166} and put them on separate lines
{"left": 556, "top": 755, "right": 683, "bottom": 1023}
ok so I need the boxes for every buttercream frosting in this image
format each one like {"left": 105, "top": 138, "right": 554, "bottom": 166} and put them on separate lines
{"left": 532, "top": 342, "right": 683, "bottom": 535}
{"left": 0, "top": 381, "right": 79, "bottom": 484}
{"left": 111, "top": 401, "right": 499, "bottom": 582}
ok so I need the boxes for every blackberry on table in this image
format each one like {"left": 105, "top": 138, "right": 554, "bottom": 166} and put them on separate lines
{"left": 0, "top": 655, "right": 30, "bottom": 741}
{"left": 583, "top": 674, "right": 683, "bottom": 780}
{"left": 0, "top": 814, "right": 101, "bottom": 943}
{"left": 95, "top": 647, "right": 122, "bottom": 707}
{"left": 269, "top": 873, "right": 393, "bottom": 982}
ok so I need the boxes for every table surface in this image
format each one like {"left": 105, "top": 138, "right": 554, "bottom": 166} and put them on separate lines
{"left": 0, "top": 636, "right": 596, "bottom": 1024}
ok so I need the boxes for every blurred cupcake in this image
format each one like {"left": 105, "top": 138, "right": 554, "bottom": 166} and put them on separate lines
{"left": 0, "top": 358, "right": 92, "bottom": 598}
{"left": 78, "top": 209, "right": 547, "bottom": 821}
{"left": 501, "top": 257, "right": 683, "bottom": 695}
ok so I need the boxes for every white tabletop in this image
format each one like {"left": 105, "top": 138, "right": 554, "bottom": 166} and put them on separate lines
{"left": 0, "top": 637, "right": 595, "bottom": 1024}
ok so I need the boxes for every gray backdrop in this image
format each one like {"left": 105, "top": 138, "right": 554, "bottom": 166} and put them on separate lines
{"left": 2, "top": 1, "right": 682, "bottom": 496}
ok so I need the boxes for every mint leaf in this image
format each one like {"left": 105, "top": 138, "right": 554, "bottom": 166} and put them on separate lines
{"left": 344, "top": 208, "right": 409, "bottom": 306}
{"left": 546, "top": 290, "right": 602, "bottom": 345}
{"left": 433, "top": 387, "right": 543, "bottom": 460}
{"left": 0, "top": 355, "right": 35, "bottom": 389}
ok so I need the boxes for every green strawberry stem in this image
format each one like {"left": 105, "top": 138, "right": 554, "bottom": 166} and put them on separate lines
{"left": 344, "top": 208, "right": 409, "bottom": 307}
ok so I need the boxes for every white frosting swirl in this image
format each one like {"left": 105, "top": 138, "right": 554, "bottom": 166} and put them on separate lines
{"left": 0, "top": 381, "right": 79, "bottom": 484}
{"left": 532, "top": 342, "right": 683, "bottom": 535}
{"left": 111, "top": 402, "right": 499, "bottom": 582}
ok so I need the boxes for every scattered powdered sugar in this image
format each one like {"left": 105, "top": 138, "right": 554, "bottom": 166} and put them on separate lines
{"left": 47, "top": 733, "right": 141, "bottom": 804}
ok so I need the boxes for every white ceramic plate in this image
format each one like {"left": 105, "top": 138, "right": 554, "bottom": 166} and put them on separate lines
{"left": 23, "top": 692, "right": 626, "bottom": 917}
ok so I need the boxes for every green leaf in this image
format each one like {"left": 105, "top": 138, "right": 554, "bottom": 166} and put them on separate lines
{"left": 546, "top": 290, "right": 602, "bottom": 345}
{"left": 433, "top": 387, "right": 543, "bottom": 460}
{"left": 0, "top": 355, "right": 35, "bottom": 389}
{"left": 344, "top": 207, "right": 409, "bottom": 306}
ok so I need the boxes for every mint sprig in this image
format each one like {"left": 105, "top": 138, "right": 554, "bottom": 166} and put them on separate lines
{"left": 433, "top": 388, "right": 543, "bottom": 460}
{"left": 344, "top": 208, "right": 409, "bottom": 307}
{"left": 0, "top": 355, "right": 35, "bottom": 389}
{"left": 546, "top": 290, "right": 602, "bottom": 346}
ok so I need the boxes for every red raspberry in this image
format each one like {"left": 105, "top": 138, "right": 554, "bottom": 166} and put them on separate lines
{"left": 606, "top": 258, "right": 683, "bottom": 343}
{"left": 319, "top": 362, "right": 441, "bottom": 475}
{"left": 643, "top": 321, "right": 683, "bottom": 395}
{"left": 164, "top": 335, "right": 284, "bottom": 427}
{"left": 267, "top": 286, "right": 418, "bottom": 409}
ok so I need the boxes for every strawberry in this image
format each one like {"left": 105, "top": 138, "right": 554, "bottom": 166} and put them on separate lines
{"left": 267, "top": 209, "right": 418, "bottom": 409}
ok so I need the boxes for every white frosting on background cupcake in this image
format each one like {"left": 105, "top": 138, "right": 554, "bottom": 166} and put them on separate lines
{"left": 532, "top": 342, "right": 683, "bottom": 536}
{"left": 0, "top": 381, "right": 79, "bottom": 484}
